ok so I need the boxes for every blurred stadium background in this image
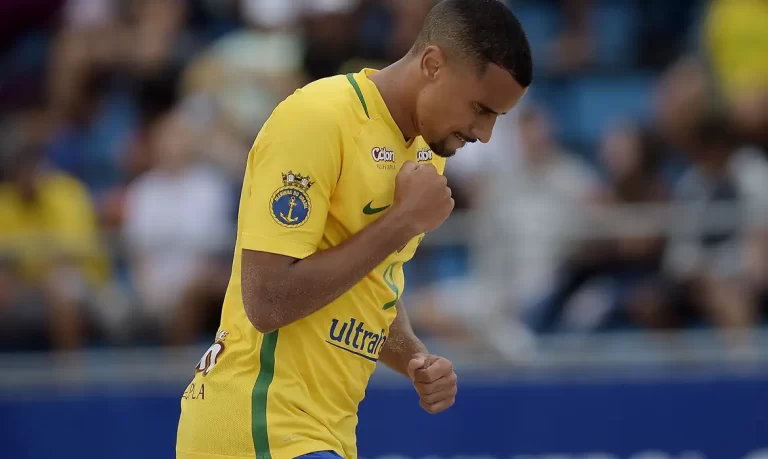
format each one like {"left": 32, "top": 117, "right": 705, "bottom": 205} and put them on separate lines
{"left": 1, "top": 0, "right": 768, "bottom": 458}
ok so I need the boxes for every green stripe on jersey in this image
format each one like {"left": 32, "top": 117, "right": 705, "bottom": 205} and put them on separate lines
{"left": 346, "top": 73, "right": 370, "bottom": 119}
{"left": 251, "top": 330, "right": 279, "bottom": 459}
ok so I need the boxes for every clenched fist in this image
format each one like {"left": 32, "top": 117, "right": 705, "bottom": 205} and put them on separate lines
{"left": 392, "top": 161, "right": 454, "bottom": 236}
{"left": 407, "top": 353, "right": 457, "bottom": 414}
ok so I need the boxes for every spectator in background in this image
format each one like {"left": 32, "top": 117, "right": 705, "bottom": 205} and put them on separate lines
{"left": 178, "top": 0, "right": 320, "bottom": 183}
{"left": 385, "top": 0, "right": 435, "bottom": 62}
{"left": 100, "top": 67, "right": 183, "bottom": 230}
{"left": 50, "top": 0, "right": 188, "bottom": 120}
{"left": 123, "top": 110, "right": 232, "bottom": 346}
{"left": 47, "top": 71, "right": 137, "bottom": 221}
{"left": 529, "top": 122, "right": 669, "bottom": 333}
{"left": 0, "top": 147, "right": 117, "bottom": 351}
{"left": 301, "top": 0, "right": 367, "bottom": 80}
{"left": 637, "top": 0, "right": 700, "bottom": 70}
{"left": 546, "top": 0, "right": 594, "bottom": 73}
{"left": 486, "top": 107, "right": 597, "bottom": 320}
{"left": 47, "top": 0, "right": 191, "bottom": 220}
{"left": 408, "top": 106, "right": 595, "bottom": 359}
{"left": 655, "top": 56, "right": 712, "bottom": 154}
{"left": 704, "top": 0, "right": 768, "bottom": 149}
{"left": 0, "top": 103, "right": 53, "bottom": 179}
{"left": 647, "top": 113, "right": 768, "bottom": 339}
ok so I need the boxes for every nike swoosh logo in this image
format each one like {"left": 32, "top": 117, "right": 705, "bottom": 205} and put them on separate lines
{"left": 363, "top": 201, "right": 390, "bottom": 215}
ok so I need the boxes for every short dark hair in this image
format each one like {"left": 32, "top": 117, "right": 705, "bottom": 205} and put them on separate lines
{"left": 412, "top": 0, "right": 533, "bottom": 87}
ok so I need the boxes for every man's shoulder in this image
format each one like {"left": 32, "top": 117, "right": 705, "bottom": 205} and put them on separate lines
{"left": 270, "top": 74, "right": 364, "bottom": 130}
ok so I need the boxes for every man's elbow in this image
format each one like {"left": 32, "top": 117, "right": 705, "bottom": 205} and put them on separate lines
{"left": 242, "top": 286, "right": 281, "bottom": 334}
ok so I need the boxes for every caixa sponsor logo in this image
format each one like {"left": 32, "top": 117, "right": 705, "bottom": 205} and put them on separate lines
{"left": 372, "top": 147, "right": 395, "bottom": 163}
{"left": 358, "top": 451, "right": 768, "bottom": 459}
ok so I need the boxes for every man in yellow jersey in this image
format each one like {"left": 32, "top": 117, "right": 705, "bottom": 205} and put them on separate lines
{"left": 176, "top": 1, "right": 531, "bottom": 458}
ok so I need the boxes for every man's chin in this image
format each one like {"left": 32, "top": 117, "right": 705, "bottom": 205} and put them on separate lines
{"left": 428, "top": 141, "right": 457, "bottom": 159}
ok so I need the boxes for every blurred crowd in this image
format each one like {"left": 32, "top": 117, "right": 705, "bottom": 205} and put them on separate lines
{"left": 0, "top": 0, "right": 766, "bottom": 356}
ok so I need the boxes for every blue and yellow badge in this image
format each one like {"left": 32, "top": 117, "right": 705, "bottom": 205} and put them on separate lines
{"left": 270, "top": 171, "right": 313, "bottom": 227}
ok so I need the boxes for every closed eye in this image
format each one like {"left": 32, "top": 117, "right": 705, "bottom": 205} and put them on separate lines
{"left": 474, "top": 102, "right": 505, "bottom": 116}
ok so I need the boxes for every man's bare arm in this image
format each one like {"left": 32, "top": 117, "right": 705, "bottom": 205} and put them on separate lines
{"left": 381, "top": 300, "right": 458, "bottom": 415}
{"left": 242, "top": 210, "right": 413, "bottom": 333}
{"left": 242, "top": 162, "right": 454, "bottom": 333}
{"left": 378, "top": 300, "right": 428, "bottom": 376}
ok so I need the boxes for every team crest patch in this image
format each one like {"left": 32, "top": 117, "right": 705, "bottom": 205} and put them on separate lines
{"left": 270, "top": 171, "right": 313, "bottom": 227}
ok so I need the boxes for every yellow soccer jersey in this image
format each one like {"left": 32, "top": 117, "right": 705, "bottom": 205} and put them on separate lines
{"left": 176, "top": 68, "right": 446, "bottom": 459}
{"left": 705, "top": 0, "right": 768, "bottom": 98}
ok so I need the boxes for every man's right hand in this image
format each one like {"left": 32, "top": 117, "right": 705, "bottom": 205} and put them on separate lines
{"left": 392, "top": 161, "right": 454, "bottom": 235}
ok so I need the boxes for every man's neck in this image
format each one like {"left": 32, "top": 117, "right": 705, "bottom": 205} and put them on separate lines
{"left": 368, "top": 59, "right": 419, "bottom": 141}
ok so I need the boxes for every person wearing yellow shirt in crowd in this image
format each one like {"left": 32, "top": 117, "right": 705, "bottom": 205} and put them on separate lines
{"left": 0, "top": 147, "right": 111, "bottom": 350}
{"left": 704, "top": 0, "right": 768, "bottom": 146}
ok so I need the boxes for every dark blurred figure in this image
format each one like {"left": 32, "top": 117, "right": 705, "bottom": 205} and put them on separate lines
{"left": 47, "top": 71, "right": 135, "bottom": 219}
{"left": 529, "top": 122, "right": 669, "bottom": 333}
{"left": 546, "top": 0, "right": 594, "bottom": 73}
{"left": 48, "top": 0, "right": 187, "bottom": 118}
{"left": 302, "top": 0, "right": 367, "bottom": 80}
{"left": 636, "top": 0, "right": 700, "bottom": 70}
{"left": 352, "top": 0, "right": 433, "bottom": 69}
{"left": 0, "top": 147, "right": 118, "bottom": 351}
{"left": 0, "top": 0, "right": 63, "bottom": 49}
{"left": 46, "top": 0, "right": 189, "bottom": 225}
{"left": 644, "top": 113, "right": 768, "bottom": 336}
{"left": 0, "top": 0, "right": 63, "bottom": 108}
{"left": 0, "top": 103, "right": 54, "bottom": 180}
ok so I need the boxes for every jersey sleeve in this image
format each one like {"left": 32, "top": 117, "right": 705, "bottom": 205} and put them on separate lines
{"left": 238, "top": 94, "right": 346, "bottom": 260}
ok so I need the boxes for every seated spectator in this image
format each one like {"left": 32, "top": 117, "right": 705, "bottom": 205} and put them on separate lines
{"left": 0, "top": 147, "right": 120, "bottom": 351}
{"left": 637, "top": 0, "right": 700, "bottom": 70}
{"left": 528, "top": 122, "right": 669, "bottom": 333}
{"left": 123, "top": 110, "right": 233, "bottom": 346}
{"left": 554, "top": 0, "right": 594, "bottom": 72}
{"left": 47, "top": 71, "right": 138, "bottom": 223}
{"left": 644, "top": 113, "right": 768, "bottom": 339}
{"left": 704, "top": 0, "right": 768, "bottom": 149}
{"left": 655, "top": 56, "right": 712, "bottom": 154}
